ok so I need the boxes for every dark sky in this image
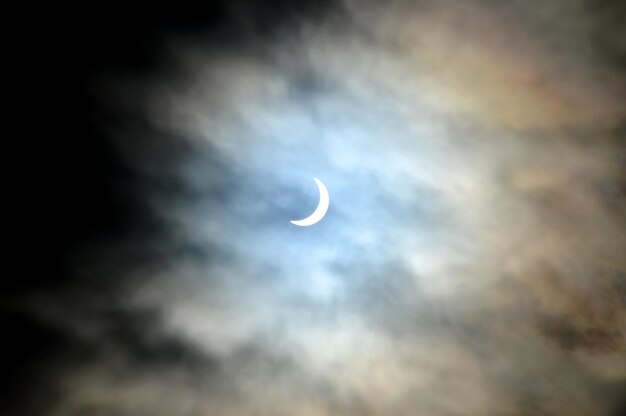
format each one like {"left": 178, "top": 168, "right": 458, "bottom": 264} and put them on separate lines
{"left": 6, "top": 1, "right": 626, "bottom": 415}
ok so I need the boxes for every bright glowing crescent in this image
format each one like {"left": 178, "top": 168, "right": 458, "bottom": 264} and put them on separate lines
{"left": 290, "top": 178, "right": 329, "bottom": 226}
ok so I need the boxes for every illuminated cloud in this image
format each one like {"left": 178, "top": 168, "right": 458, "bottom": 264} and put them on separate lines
{"left": 15, "top": 1, "right": 625, "bottom": 415}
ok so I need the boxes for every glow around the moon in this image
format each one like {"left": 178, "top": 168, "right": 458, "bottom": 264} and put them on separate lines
{"left": 290, "top": 178, "right": 329, "bottom": 226}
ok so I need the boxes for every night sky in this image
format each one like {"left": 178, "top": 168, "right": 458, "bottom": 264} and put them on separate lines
{"left": 6, "top": 1, "right": 626, "bottom": 415}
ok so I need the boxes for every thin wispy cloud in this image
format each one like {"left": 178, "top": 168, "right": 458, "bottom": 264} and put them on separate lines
{"left": 11, "top": 1, "right": 625, "bottom": 415}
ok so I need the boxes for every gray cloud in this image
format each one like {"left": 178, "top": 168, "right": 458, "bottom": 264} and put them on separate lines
{"left": 17, "top": 1, "right": 626, "bottom": 415}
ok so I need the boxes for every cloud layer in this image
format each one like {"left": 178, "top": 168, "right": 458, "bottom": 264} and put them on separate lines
{"left": 17, "top": 1, "right": 626, "bottom": 415}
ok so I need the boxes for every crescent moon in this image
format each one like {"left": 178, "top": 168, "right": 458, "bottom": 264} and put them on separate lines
{"left": 290, "top": 178, "right": 329, "bottom": 226}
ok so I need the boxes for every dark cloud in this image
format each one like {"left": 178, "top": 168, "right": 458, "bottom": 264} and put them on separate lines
{"left": 8, "top": 1, "right": 626, "bottom": 415}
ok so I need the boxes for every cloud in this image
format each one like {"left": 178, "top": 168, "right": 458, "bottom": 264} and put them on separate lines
{"left": 15, "top": 1, "right": 625, "bottom": 415}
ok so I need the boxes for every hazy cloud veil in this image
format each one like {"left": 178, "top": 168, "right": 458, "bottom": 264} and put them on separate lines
{"left": 23, "top": 1, "right": 626, "bottom": 415}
